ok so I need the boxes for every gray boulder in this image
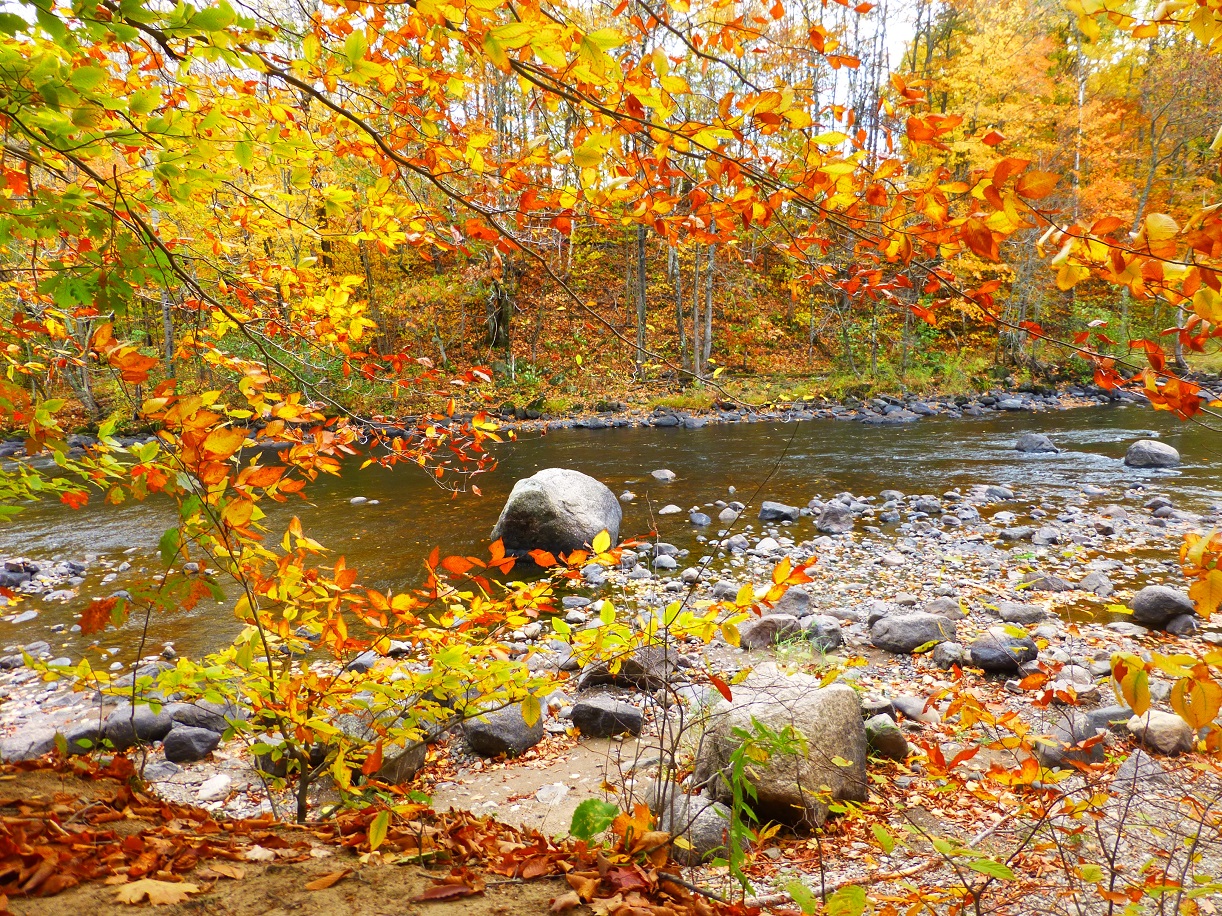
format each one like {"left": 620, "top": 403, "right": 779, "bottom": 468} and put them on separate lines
{"left": 816, "top": 504, "right": 854, "bottom": 535}
{"left": 104, "top": 704, "right": 177, "bottom": 750}
{"left": 0, "top": 726, "right": 57, "bottom": 762}
{"left": 969, "top": 630, "right": 1038, "bottom": 673}
{"left": 925, "top": 597, "right": 966, "bottom": 620}
{"left": 1129, "top": 585, "right": 1195, "bottom": 628}
{"left": 802, "top": 616, "right": 844, "bottom": 653}
{"left": 331, "top": 711, "right": 430, "bottom": 784}
{"left": 1114, "top": 749, "right": 1170, "bottom": 787}
{"left": 933, "top": 641, "right": 967, "bottom": 669}
{"left": 163, "top": 726, "right": 222, "bottom": 763}
{"left": 1016, "top": 433, "right": 1059, "bottom": 453}
{"left": 864, "top": 714, "right": 909, "bottom": 760}
{"left": 658, "top": 794, "right": 738, "bottom": 866}
{"left": 171, "top": 700, "right": 237, "bottom": 734}
{"left": 692, "top": 666, "right": 867, "bottom": 827}
{"left": 1124, "top": 439, "right": 1180, "bottom": 468}
{"left": 580, "top": 645, "right": 678, "bottom": 691}
{"left": 464, "top": 704, "right": 545, "bottom": 757}
{"left": 570, "top": 696, "right": 644, "bottom": 738}
{"left": 738, "top": 614, "right": 803, "bottom": 649}
{"left": 1127, "top": 711, "right": 1193, "bottom": 756}
{"left": 759, "top": 501, "right": 800, "bottom": 522}
{"left": 998, "top": 602, "right": 1047, "bottom": 625}
{"left": 1079, "top": 572, "right": 1115, "bottom": 597}
{"left": 870, "top": 612, "right": 955, "bottom": 654}
{"left": 1033, "top": 714, "right": 1105, "bottom": 768}
{"left": 772, "top": 587, "right": 813, "bottom": 617}
{"left": 490, "top": 468, "right": 622, "bottom": 555}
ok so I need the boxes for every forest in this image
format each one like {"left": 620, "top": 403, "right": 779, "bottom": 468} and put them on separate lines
{"left": 1, "top": 0, "right": 1222, "bottom": 913}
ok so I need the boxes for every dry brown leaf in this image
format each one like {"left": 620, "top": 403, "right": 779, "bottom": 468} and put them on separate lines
{"left": 566, "top": 873, "right": 600, "bottom": 901}
{"left": 589, "top": 893, "right": 624, "bottom": 916}
{"left": 245, "top": 845, "right": 276, "bottom": 862}
{"left": 304, "top": 869, "right": 352, "bottom": 891}
{"left": 409, "top": 883, "right": 482, "bottom": 902}
{"left": 114, "top": 879, "right": 201, "bottom": 906}
{"left": 203, "top": 864, "right": 246, "bottom": 880}
{"left": 551, "top": 891, "right": 582, "bottom": 912}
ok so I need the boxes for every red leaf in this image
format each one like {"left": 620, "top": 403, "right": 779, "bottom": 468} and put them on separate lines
{"left": 708, "top": 674, "right": 733, "bottom": 702}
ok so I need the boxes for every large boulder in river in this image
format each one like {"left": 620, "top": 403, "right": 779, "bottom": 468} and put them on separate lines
{"left": 1124, "top": 439, "right": 1180, "bottom": 468}
{"left": 1016, "top": 433, "right": 1059, "bottom": 453}
{"left": 692, "top": 665, "right": 867, "bottom": 827}
{"left": 490, "top": 468, "right": 621, "bottom": 555}
{"left": 1129, "top": 585, "right": 1195, "bottom": 628}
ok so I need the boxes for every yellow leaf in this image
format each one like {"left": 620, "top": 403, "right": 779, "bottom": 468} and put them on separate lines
{"left": 720, "top": 622, "right": 741, "bottom": 647}
{"left": 573, "top": 133, "right": 614, "bottom": 168}
{"left": 1144, "top": 212, "right": 1180, "bottom": 243}
{"left": 591, "top": 529, "right": 611, "bottom": 554}
{"left": 115, "top": 879, "right": 201, "bottom": 905}
{"left": 1189, "top": 569, "right": 1222, "bottom": 619}
{"left": 1193, "top": 287, "right": 1222, "bottom": 326}
{"left": 1170, "top": 677, "right": 1221, "bottom": 731}
{"left": 522, "top": 694, "right": 542, "bottom": 727}
{"left": 735, "top": 583, "right": 755, "bottom": 607}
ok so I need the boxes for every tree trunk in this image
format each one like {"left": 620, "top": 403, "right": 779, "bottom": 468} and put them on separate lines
{"left": 635, "top": 224, "right": 647, "bottom": 374}
{"left": 702, "top": 245, "right": 713, "bottom": 370}
{"left": 670, "top": 245, "right": 686, "bottom": 368}
{"left": 691, "top": 247, "right": 703, "bottom": 379}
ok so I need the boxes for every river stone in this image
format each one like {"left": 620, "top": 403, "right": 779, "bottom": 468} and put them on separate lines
{"left": 689, "top": 511, "right": 711, "bottom": 527}
{"left": 1016, "top": 433, "right": 1059, "bottom": 453}
{"left": 816, "top": 504, "right": 854, "bottom": 534}
{"left": 1084, "top": 705, "right": 1133, "bottom": 735}
{"left": 569, "top": 696, "right": 643, "bottom": 738}
{"left": 718, "top": 507, "right": 739, "bottom": 524}
{"left": 103, "top": 704, "right": 177, "bottom": 749}
{"left": 172, "top": 700, "right": 237, "bottom": 734}
{"left": 1021, "top": 572, "right": 1073, "bottom": 592}
{"left": 932, "top": 641, "right": 967, "bottom": 669}
{"left": 1114, "top": 749, "right": 1170, "bottom": 787}
{"left": 768, "top": 588, "right": 810, "bottom": 619}
{"left": 464, "top": 704, "right": 544, "bottom": 757}
{"left": 1165, "top": 614, "right": 1199, "bottom": 636}
{"left": 0, "top": 726, "right": 57, "bottom": 762}
{"left": 163, "top": 726, "right": 222, "bottom": 763}
{"left": 712, "top": 580, "right": 741, "bottom": 600}
{"left": 490, "top": 468, "right": 622, "bottom": 555}
{"left": 579, "top": 645, "right": 677, "bottom": 691}
{"left": 1127, "top": 710, "right": 1193, "bottom": 755}
{"left": 650, "top": 469, "right": 676, "bottom": 482}
{"left": 1129, "top": 585, "right": 1195, "bottom": 628}
{"left": 738, "top": 614, "right": 803, "bottom": 649}
{"left": 759, "top": 501, "right": 800, "bottom": 522}
{"left": 969, "top": 630, "right": 1038, "bottom": 673}
{"left": 925, "top": 597, "right": 966, "bottom": 620}
{"left": 658, "top": 505, "right": 682, "bottom": 515}
{"left": 1124, "top": 439, "right": 1180, "bottom": 468}
{"left": 802, "top": 615, "right": 844, "bottom": 653}
{"left": 658, "top": 794, "right": 738, "bottom": 866}
{"left": 998, "top": 601, "right": 1047, "bottom": 625}
{"left": 864, "top": 714, "right": 909, "bottom": 760}
{"left": 870, "top": 612, "right": 955, "bottom": 654}
{"left": 692, "top": 665, "right": 867, "bottom": 827}
{"left": 1078, "top": 571, "right": 1115, "bottom": 597}
{"left": 1033, "top": 714, "right": 1105, "bottom": 768}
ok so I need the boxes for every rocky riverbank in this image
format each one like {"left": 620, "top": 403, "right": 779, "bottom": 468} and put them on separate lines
{"left": 2, "top": 443, "right": 1220, "bottom": 856}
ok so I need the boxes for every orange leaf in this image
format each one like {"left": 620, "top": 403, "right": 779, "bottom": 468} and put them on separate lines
{"left": 305, "top": 869, "right": 352, "bottom": 891}
{"left": 410, "top": 884, "right": 482, "bottom": 902}
{"left": 1015, "top": 170, "right": 1059, "bottom": 200}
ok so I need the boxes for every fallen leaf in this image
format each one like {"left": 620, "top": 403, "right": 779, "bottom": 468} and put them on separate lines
{"left": 409, "top": 883, "right": 482, "bottom": 902}
{"left": 204, "top": 863, "right": 246, "bottom": 880}
{"left": 551, "top": 891, "right": 582, "bottom": 912}
{"left": 115, "top": 879, "right": 201, "bottom": 906}
{"left": 305, "top": 869, "right": 352, "bottom": 891}
{"left": 246, "top": 845, "right": 276, "bottom": 862}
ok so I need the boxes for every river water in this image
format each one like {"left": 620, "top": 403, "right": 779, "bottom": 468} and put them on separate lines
{"left": 2, "top": 404, "right": 1220, "bottom": 659}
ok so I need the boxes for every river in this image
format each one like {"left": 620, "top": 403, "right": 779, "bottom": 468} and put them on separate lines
{"left": 2, "top": 403, "right": 1219, "bottom": 660}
